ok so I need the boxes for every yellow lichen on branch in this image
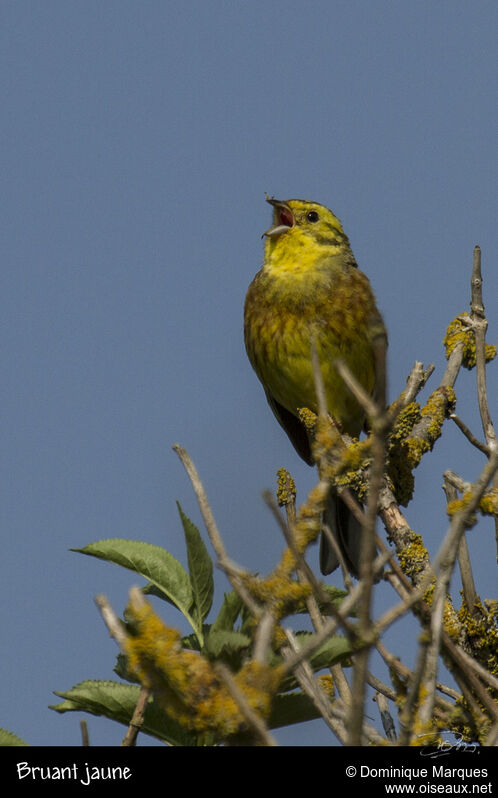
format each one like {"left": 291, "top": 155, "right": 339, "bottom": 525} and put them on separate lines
{"left": 446, "top": 487, "right": 498, "bottom": 524}
{"left": 242, "top": 570, "right": 311, "bottom": 618}
{"left": 241, "top": 478, "right": 327, "bottom": 620}
{"left": 457, "top": 597, "right": 498, "bottom": 681}
{"left": 386, "top": 388, "right": 456, "bottom": 506}
{"left": 443, "top": 314, "right": 497, "bottom": 369}
{"left": 396, "top": 528, "right": 432, "bottom": 583}
{"left": 124, "top": 594, "right": 282, "bottom": 738}
{"left": 276, "top": 467, "right": 296, "bottom": 507}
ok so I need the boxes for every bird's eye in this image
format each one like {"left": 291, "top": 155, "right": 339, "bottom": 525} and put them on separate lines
{"left": 307, "top": 211, "right": 319, "bottom": 223}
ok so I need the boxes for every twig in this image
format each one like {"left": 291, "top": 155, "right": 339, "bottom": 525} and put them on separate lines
{"left": 95, "top": 592, "right": 151, "bottom": 746}
{"left": 283, "top": 629, "right": 386, "bottom": 745}
{"left": 312, "top": 348, "right": 449, "bottom": 742}
{"left": 432, "top": 449, "right": 498, "bottom": 578}
{"left": 377, "top": 445, "right": 498, "bottom": 638}
{"left": 374, "top": 692, "right": 397, "bottom": 742}
{"left": 262, "top": 488, "right": 316, "bottom": 584}
{"left": 95, "top": 594, "right": 128, "bottom": 648}
{"left": 396, "top": 362, "right": 434, "bottom": 411}
{"left": 377, "top": 486, "right": 498, "bottom": 721}
{"left": 377, "top": 482, "right": 498, "bottom": 725}
{"left": 334, "top": 357, "right": 378, "bottom": 419}
{"left": 367, "top": 672, "right": 397, "bottom": 702}
{"left": 337, "top": 484, "right": 368, "bottom": 526}
{"left": 268, "top": 481, "right": 356, "bottom": 707}
{"left": 470, "top": 246, "right": 498, "bottom": 560}
{"left": 470, "top": 245, "right": 496, "bottom": 448}
{"left": 261, "top": 489, "right": 359, "bottom": 639}
{"left": 253, "top": 610, "right": 276, "bottom": 665}
{"left": 450, "top": 414, "right": 490, "bottom": 455}
{"left": 121, "top": 686, "right": 151, "bottom": 747}
{"left": 173, "top": 444, "right": 262, "bottom": 617}
{"left": 214, "top": 663, "right": 278, "bottom": 746}
{"left": 414, "top": 586, "right": 446, "bottom": 734}
{"left": 309, "top": 336, "right": 329, "bottom": 418}
{"left": 442, "top": 476, "right": 479, "bottom": 612}
{"left": 398, "top": 632, "right": 432, "bottom": 744}
{"left": 80, "top": 719, "right": 89, "bottom": 747}
{"left": 333, "top": 341, "right": 390, "bottom": 745}
{"left": 446, "top": 639, "right": 498, "bottom": 695}
{"left": 321, "top": 521, "right": 354, "bottom": 588}
{"left": 376, "top": 641, "right": 460, "bottom": 704}
{"left": 442, "top": 634, "right": 498, "bottom": 722}
{"left": 173, "top": 444, "right": 239, "bottom": 566}
{"left": 441, "top": 340, "right": 464, "bottom": 388}
{"left": 469, "top": 245, "right": 498, "bottom": 558}
{"left": 267, "top": 481, "right": 356, "bottom": 708}
{"left": 279, "top": 549, "right": 391, "bottom": 679}
{"left": 282, "top": 629, "right": 349, "bottom": 744}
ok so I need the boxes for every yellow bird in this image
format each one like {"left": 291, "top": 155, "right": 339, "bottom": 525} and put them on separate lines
{"left": 244, "top": 197, "right": 387, "bottom": 577}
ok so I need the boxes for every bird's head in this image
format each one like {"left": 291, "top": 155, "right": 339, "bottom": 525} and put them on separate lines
{"left": 263, "top": 196, "right": 346, "bottom": 246}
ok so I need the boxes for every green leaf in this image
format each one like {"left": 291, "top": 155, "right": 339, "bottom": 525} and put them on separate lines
{"left": 211, "top": 591, "right": 244, "bottom": 633}
{"left": 305, "top": 633, "right": 352, "bottom": 671}
{"left": 278, "top": 632, "right": 352, "bottom": 692}
{"left": 181, "top": 626, "right": 210, "bottom": 651}
{"left": 203, "top": 628, "right": 251, "bottom": 660}
{"left": 310, "top": 585, "right": 351, "bottom": 615}
{"left": 113, "top": 653, "right": 140, "bottom": 684}
{"left": 177, "top": 503, "right": 214, "bottom": 627}
{"left": 141, "top": 581, "right": 185, "bottom": 606}
{"left": 51, "top": 680, "right": 196, "bottom": 746}
{"left": 72, "top": 539, "right": 194, "bottom": 622}
{"left": 289, "top": 585, "right": 350, "bottom": 616}
{"left": 0, "top": 728, "right": 29, "bottom": 746}
{"left": 268, "top": 691, "right": 323, "bottom": 729}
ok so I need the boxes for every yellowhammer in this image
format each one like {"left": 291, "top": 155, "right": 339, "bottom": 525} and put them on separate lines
{"left": 244, "top": 197, "right": 387, "bottom": 577}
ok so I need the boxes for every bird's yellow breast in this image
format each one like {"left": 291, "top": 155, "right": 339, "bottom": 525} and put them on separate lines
{"left": 244, "top": 255, "right": 379, "bottom": 437}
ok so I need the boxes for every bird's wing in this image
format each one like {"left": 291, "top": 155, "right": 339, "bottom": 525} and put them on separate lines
{"left": 265, "top": 391, "right": 315, "bottom": 466}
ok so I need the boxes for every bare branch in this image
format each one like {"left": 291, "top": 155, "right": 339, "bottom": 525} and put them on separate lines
{"left": 282, "top": 629, "right": 348, "bottom": 744}
{"left": 442, "top": 475, "right": 479, "bottom": 612}
{"left": 215, "top": 663, "right": 278, "bottom": 746}
{"left": 450, "top": 413, "right": 490, "bottom": 455}
{"left": 334, "top": 357, "right": 378, "bottom": 419}
{"left": 252, "top": 610, "right": 276, "bottom": 665}
{"left": 441, "top": 339, "right": 464, "bottom": 388}
{"left": 173, "top": 444, "right": 262, "bottom": 617}
{"left": 95, "top": 593, "right": 128, "bottom": 648}
{"left": 374, "top": 691, "right": 397, "bottom": 742}
{"left": 470, "top": 245, "right": 496, "bottom": 448}
{"left": 121, "top": 686, "right": 151, "bottom": 747}
{"left": 80, "top": 719, "right": 89, "bottom": 747}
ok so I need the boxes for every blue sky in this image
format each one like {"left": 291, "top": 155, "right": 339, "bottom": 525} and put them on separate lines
{"left": 1, "top": 1, "right": 497, "bottom": 747}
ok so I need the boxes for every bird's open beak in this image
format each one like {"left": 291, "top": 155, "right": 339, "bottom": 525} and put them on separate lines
{"left": 262, "top": 196, "right": 295, "bottom": 238}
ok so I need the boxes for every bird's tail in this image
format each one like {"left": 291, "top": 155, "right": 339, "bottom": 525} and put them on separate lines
{"left": 319, "top": 490, "right": 363, "bottom": 578}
